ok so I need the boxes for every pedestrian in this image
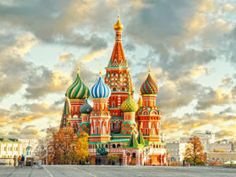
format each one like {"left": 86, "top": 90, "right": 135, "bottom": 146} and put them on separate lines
{"left": 18, "top": 155, "right": 21, "bottom": 167}
{"left": 21, "top": 154, "right": 25, "bottom": 168}
{"left": 13, "top": 155, "right": 17, "bottom": 167}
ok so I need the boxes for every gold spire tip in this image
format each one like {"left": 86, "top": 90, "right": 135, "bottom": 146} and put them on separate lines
{"left": 114, "top": 15, "right": 123, "bottom": 31}
{"left": 99, "top": 70, "right": 102, "bottom": 76}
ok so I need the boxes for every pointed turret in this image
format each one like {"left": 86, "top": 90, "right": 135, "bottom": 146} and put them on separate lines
{"left": 137, "top": 130, "right": 145, "bottom": 145}
{"left": 60, "top": 97, "right": 71, "bottom": 128}
{"left": 128, "top": 132, "right": 139, "bottom": 148}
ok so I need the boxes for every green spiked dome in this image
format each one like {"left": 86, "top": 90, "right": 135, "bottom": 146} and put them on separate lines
{"left": 121, "top": 94, "right": 138, "bottom": 112}
{"left": 140, "top": 73, "right": 158, "bottom": 95}
{"left": 66, "top": 72, "right": 90, "bottom": 99}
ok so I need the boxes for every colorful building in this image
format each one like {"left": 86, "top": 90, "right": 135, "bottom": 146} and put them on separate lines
{"left": 60, "top": 17, "right": 167, "bottom": 166}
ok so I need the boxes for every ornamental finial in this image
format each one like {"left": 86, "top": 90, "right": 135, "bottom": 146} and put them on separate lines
{"left": 148, "top": 62, "right": 151, "bottom": 73}
{"left": 99, "top": 70, "right": 102, "bottom": 76}
{"left": 77, "top": 65, "right": 80, "bottom": 75}
{"left": 114, "top": 15, "right": 123, "bottom": 31}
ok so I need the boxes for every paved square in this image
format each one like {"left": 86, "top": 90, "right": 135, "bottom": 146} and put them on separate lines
{"left": 0, "top": 165, "right": 235, "bottom": 177}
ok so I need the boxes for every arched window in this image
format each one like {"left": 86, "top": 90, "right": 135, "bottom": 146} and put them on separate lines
{"left": 112, "top": 144, "right": 116, "bottom": 148}
{"left": 132, "top": 153, "right": 136, "bottom": 158}
{"left": 111, "top": 101, "right": 114, "bottom": 108}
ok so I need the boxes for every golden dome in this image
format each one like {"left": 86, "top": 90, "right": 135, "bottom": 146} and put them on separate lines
{"left": 114, "top": 16, "right": 123, "bottom": 31}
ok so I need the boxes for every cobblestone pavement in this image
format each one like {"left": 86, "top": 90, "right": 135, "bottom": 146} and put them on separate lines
{"left": 0, "top": 165, "right": 236, "bottom": 177}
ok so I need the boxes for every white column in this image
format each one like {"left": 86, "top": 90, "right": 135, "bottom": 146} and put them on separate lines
{"left": 136, "top": 150, "right": 140, "bottom": 166}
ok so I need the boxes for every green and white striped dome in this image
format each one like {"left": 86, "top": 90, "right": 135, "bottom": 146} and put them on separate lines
{"left": 65, "top": 72, "right": 90, "bottom": 99}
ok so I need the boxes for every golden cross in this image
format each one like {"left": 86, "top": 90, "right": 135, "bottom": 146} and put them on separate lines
{"left": 148, "top": 62, "right": 151, "bottom": 73}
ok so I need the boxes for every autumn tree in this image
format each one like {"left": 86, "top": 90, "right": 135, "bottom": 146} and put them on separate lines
{"left": 76, "top": 131, "right": 89, "bottom": 164}
{"left": 49, "top": 126, "right": 78, "bottom": 164}
{"left": 184, "top": 136, "right": 206, "bottom": 166}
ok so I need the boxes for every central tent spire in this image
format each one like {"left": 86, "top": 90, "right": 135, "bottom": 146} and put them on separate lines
{"left": 104, "top": 17, "right": 134, "bottom": 133}
{"left": 109, "top": 16, "right": 127, "bottom": 67}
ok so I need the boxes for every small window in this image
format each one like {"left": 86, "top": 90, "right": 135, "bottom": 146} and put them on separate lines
{"left": 132, "top": 153, "right": 136, "bottom": 158}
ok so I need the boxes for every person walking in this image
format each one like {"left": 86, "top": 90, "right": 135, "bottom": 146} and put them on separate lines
{"left": 18, "top": 155, "right": 21, "bottom": 167}
{"left": 13, "top": 155, "right": 17, "bottom": 167}
{"left": 21, "top": 154, "right": 25, "bottom": 168}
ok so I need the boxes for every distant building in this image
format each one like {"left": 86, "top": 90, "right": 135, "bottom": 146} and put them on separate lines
{"left": 0, "top": 138, "right": 38, "bottom": 165}
{"left": 0, "top": 138, "right": 23, "bottom": 165}
{"left": 181, "top": 130, "right": 215, "bottom": 152}
{"left": 207, "top": 152, "right": 236, "bottom": 163}
{"left": 167, "top": 131, "right": 236, "bottom": 165}
{"left": 233, "top": 141, "right": 236, "bottom": 151}
{"left": 166, "top": 141, "right": 189, "bottom": 163}
{"left": 208, "top": 140, "right": 233, "bottom": 152}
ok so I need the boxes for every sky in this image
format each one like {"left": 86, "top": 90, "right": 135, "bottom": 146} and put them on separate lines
{"left": 0, "top": 0, "right": 236, "bottom": 141}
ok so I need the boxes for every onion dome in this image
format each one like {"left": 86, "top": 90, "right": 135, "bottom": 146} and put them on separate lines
{"left": 140, "top": 73, "right": 158, "bottom": 95}
{"left": 91, "top": 75, "right": 111, "bottom": 98}
{"left": 66, "top": 72, "right": 90, "bottom": 99}
{"left": 80, "top": 101, "right": 92, "bottom": 114}
{"left": 121, "top": 94, "right": 138, "bottom": 112}
{"left": 114, "top": 16, "right": 123, "bottom": 31}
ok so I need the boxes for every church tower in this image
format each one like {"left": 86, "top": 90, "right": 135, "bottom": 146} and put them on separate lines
{"left": 89, "top": 73, "right": 111, "bottom": 143}
{"left": 61, "top": 69, "right": 90, "bottom": 130}
{"left": 105, "top": 17, "right": 133, "bottom": 134}
{"left": 136, "top": 71, "right": 161, "bottom": 143}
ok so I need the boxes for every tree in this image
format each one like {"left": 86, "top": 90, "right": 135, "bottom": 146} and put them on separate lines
{"left": 184, "top": 136, "right": 206, "bottom": 166}
{"left": 35, "top": 127, "right": 57, "bottom": 164}
{"left": 76, "top": 131, "right": 89, "bottom": 164}
{"left": 49, "top": 126, "right": 78, "bottom": 164}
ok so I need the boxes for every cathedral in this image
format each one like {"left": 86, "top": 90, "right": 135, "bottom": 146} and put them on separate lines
{"left": 60, "top": 17, "right": 167, "bottom": 166}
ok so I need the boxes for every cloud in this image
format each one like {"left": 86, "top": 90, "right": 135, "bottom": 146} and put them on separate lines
{"left": 58, "top": 52, "right": 73, "bottom": 62}
{"left": 232, "top": 86, "right": 236, "bottom": 98}
{"left": 24, "top": 66, "right": 71, "bottom": 99}
{"left": 71, "top": 62, "right": 97, "bottom": 87}
{"left": 0, "top": 0, "right": 108, "bottom": 50}
{"left": 0, "top": 31, "right": 37, "bottom": 98}
{"left": 223, "top": 3, "right": 235, "bottom": 12}
{"left": 0, "top": 101, "right": 63, "bottom": 138}
{"left": 82, "top": 49, "right": 107, "bottom": 62}
{"left": 162, "top": 111, "right": 236, "bottom": 140}
{"left": 196, "top": 88, "right": 233, "bottom": 110}
{"left": 8, "top": 125, "right": 40, "bottom": 139}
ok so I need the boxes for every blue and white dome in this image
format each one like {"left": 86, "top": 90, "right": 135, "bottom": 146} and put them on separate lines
{"left": 91, "top": 76, "right": 111, "bottom": 98}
